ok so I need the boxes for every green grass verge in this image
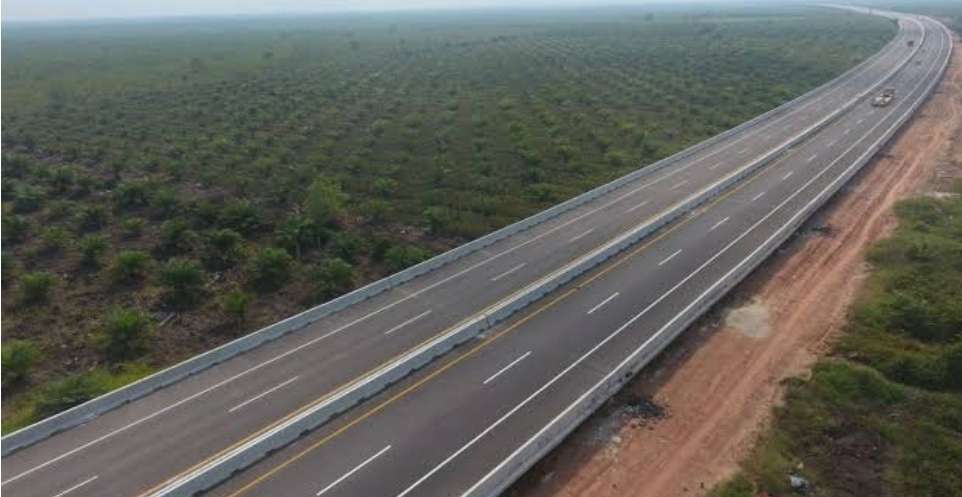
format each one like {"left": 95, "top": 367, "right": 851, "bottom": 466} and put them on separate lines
{"left": 1, "top": 362, "right": 155, "bottom": 434}
{"left": 713, "top": 184, "right": 962, "bottom": 497}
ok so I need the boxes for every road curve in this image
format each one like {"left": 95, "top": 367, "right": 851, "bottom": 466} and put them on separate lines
{"left": 0, "top": 7, "right": 950, "bottom": 497}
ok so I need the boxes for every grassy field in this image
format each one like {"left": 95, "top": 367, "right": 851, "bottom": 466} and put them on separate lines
{"left": 712, "top": 185, "right": 962, "bottom": 497}
{"left": 0, "top": 5, "right": 896, "bottom": 430}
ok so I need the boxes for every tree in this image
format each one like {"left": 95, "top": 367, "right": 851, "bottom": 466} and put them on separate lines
{"left": 100, "top": 308, "right": 151, "bottom": 361}
{"left": 247, "top": 247, "right": 294, "bottom": 292}
{"left": 20, "top": 272, "right": 57, "bottom": 305}
{"left": 304, "top": 176, "right": 347, "bottom": 226}
{"left": 110, "top": 250, "right": 151, "bottom": 284}
{"left": 159, "top": 259, "right": 205, "bottom": 307}
{"left": 312, "top": 257, "right": 354, "bottom": 299}
{"left": 78, "top": 235, "right": 109, "bottom": 268}
{"left": 2, "top": 340, "right": 41, "bottom": 386}
{"left": 384, "top": 245, "right": 432, "bottom": 272}
{"left": 203, "top": 229, "right": 245, "bottom": 270}
{"left": 220, "top": 289, "right": 252, "bottom": 323}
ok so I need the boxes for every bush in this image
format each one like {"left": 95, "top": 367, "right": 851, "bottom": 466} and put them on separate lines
{"left": 332, "top": 232, "right": 364, "bottom": 263}
{"left": 159, "top": 259, "right": 205, "bottom": 307}
{"left": 248, "top": 247, "right": 294, "bottom": 292}
{"left": 384, "top": 245, "right": 432, "bottom": 272}
{"left": 2, "top": 340, "right": 41, "bottom": 386}
{"left": 304, "top": 176, "right": 347, "bottom": 226}
{"left": 76, "top": 205, "right": 108, "bottom": 231}
{"left": 218, "top": 200, "right": 261, "bottom": 235}
{"left": 99, "top": 308, "right": 152, "bottom": 361}
{"left": 114, "top": 180, "right": 151, "bottom": 209}
{"left": 158, "top": 219, "right": 196, "bottom": 254}
{"left": 33, "top": 374, "right": 107, "bottom": 419}
{"left": 220, "top": 289, "right": 252, "bottom": 323}
{"left": 2, "top": 215, "right": 30, "bottom": 244}
{"left": 78, "top": 235, "right": 109, "bottom": 268}
{"left": 203, "top": 229, "right": 245, "bottom": 270}
{"left": 110, "top": 250, "right": 151, "bottom": 284}
{"left": 12, "top": 185, "right": 46, "bottom": 213}
{"left": 312, "top": 257, "right": 354, "bottom": 300}
{"left": 121, "top": 217, "right": 146, "bottom": 238}
{"left": 20, "top": 272, "right": 57, "bottom": 305}
{"left": 40, "top": 226, "right": 70, "bottom": 253}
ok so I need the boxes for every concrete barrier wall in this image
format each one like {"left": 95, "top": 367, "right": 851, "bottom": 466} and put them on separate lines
{"left": 0, "top": 15, "right": 907, "bottom": 457}
{"left": 464, "top": 17, "right": 950, "bottom": 497}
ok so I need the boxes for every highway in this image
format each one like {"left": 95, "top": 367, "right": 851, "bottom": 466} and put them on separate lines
{"left": 0, "top": 7, "right": 951, "bottom": 497}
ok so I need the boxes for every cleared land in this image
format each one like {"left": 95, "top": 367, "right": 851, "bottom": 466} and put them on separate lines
{"left": 1, "top": 6, "right": 896, "bottom": 430}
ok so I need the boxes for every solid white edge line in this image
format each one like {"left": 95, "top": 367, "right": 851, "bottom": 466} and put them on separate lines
{"left": 228, "top": 377, "right": 300, "bottom": 414}
{"left": 490, "top": 263, "right": 527, "bottom": 282}
{"left": 482, "top": 352, "right": 533, "bottom": 385}
{"left": 657, "top": 249, "right": 683, "bottom": 266}
{"left": 383, "top": 310, "right": 434, "bottom": 336}
{"left": 316, "top": 445, "right": 391, "bottom": 496}
{"left": 586, "top": 292, "right": 620, "bottom": 315}
{"left": 452, "top": 23, "right": 943, "bottom": 497}
{"left": 50, "top": 476, "right": 98, "bottom": 497}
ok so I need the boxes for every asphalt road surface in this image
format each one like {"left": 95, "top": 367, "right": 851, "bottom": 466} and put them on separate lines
{"left": 0, "top": 8, "right": 950, "bottom": 497}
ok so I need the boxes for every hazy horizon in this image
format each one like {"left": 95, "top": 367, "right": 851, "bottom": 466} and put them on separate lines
{"left": 4, "top": 0, "right": 766, "bottom": 23}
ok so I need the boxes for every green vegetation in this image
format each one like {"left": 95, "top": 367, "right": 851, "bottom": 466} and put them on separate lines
{"left": 1, "top": 5, "right": 896, "bottom": 428}
{"left": 713, "top": 186, "right": 962, "bottom": 497}
{"left": 99, "top": 308, "right": 153, "bottom": 361}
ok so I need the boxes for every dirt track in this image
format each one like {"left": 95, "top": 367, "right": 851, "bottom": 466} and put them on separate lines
{"left": 507, "top": 34, "right": 962, "bottom": 497}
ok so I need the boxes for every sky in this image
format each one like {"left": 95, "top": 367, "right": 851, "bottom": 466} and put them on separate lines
{"left": 2, "top": 0, "right": 745, "bottom": 22}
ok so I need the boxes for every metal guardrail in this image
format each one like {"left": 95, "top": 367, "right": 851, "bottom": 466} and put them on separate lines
{"left": 0, "top": 9, "right": 910, "bottom": 458}
{"left": 463, "top": 14, "right": 951, "bottom": 497}
{"left": 145, "top": 15, "right": 927, "bottom": 496}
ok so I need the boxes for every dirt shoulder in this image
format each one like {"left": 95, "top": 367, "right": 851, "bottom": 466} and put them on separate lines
{"left": 506, "top": 34, "right": 962, "bottom": 497}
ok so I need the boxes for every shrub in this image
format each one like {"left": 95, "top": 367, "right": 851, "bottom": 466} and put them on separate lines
{"left": 12, "top": 185, "right": 46, "bottom": 213}
{"left": 33, "top": 374, "right": 107, "bottom": 418}
{"left": 159, "top": 259, "right": 205, "bottom": 307}
{"left": 78, "top": 235, "right": 109, "bottom": 268}
{"left": 114, "top": 180, "right": 151, "bottom": 209}
{"left": 203, "top": 229, "right": 245, "bottom": 270}
{"left": 248, "top": 247, "right": 294, "bottom": 292}
{"left": 40, "top": 226, "right": 70, "bottom": 253}
{"left": 99, "top": 308, "right": 152, "bottom": 361}
{"left": 76, "top": 205, "right": 108, "bottom": 231}
{"left": 332, "top": 232, "right": 365, "bottom": 263}
{"left": 2, "top": 340, "right": 41, "bottom": 386}
{"left": 121, "top": 217, "right": 146, "bottom": 238}
{"left": 20, "top": 272, "right": 57, "bottom": 305}
{"left": 312, "top": 257, "right": 354, "bottom": 299}
{"left": 218, "top": 200, "right": 261, "bottom": 235}
{"left": 384, "top": 245, "right": 432, "bottom": 272}
{"left": 149, "top": 187, "right": 180, "bottom": 219}
{"left": 304, "top": 176, "right": 347, "bottom": 226}
{"left": 2, "top": 215, "right": 30, "bottom": 244}
{"left": 220, "top": 289, "right": 252, "bottom": 323}
{"left": 110, "top": 250, "right": 151, "bottom": 284}
{"left": 158, "top": 219, "right": 196, "bottom": 254}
